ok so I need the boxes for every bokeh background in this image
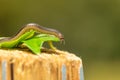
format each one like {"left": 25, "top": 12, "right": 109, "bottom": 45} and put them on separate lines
{"left": 0, "top": 0, "right": 120, "bottom": 80}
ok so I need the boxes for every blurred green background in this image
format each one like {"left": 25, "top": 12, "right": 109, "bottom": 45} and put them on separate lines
{"left": 0, "top": 0, "right": 120, "bottom": 80}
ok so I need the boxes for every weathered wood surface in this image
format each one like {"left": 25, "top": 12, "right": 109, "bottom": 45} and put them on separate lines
{"left": 0, "top": 49, "right": 83, "bottom": 80}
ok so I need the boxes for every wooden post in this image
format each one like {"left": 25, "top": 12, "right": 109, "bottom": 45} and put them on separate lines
{"left": 0, "top": 49, "right": 84, "bottom": 80}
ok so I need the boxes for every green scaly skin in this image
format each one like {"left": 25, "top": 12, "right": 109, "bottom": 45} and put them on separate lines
{"left": 0, "top": 30, "right": 35, "bottom": 48}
